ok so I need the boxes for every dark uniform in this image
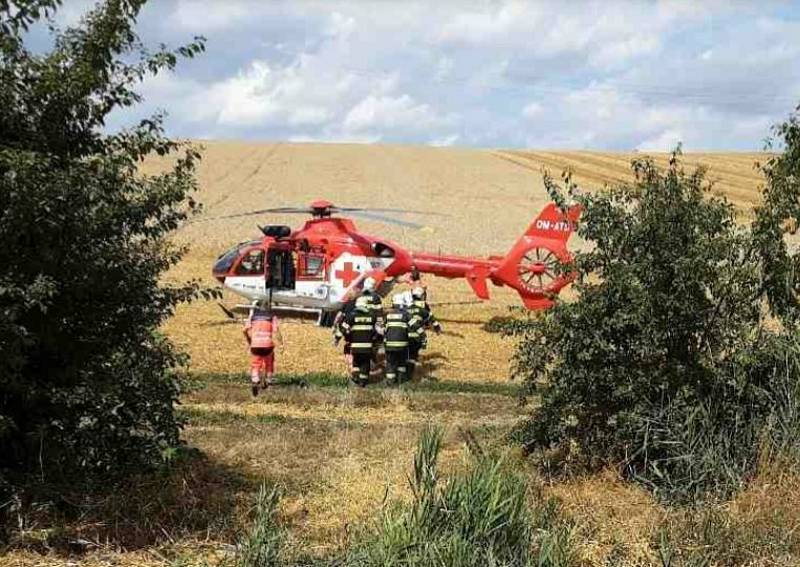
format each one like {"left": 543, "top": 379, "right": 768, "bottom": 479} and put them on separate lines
{"left": 333, "top": 299, "right": 354, "bottom": 347}
{"left": 406, "top": 298, "right": 442, "bottom": 380}
{"left": 340, "top": 300, "right": 380, "bottom": 386}
{"left": 363, "top": 290, "right": 384, "bottom": 324}
{"left": 334, "top": 290, "right": 383, "bottom": 351}
{"left": 384, "top": 306, "right": 410, "bottom": 383}
{"left": 406, "top": 306, "right": 425, "bottom": 381}
{"left": 412, "top": 299, "right": 441, "bottom": 333}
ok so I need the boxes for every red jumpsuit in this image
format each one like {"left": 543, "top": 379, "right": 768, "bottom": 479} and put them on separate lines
{"left": 245, "top": 313, "right": 278, "bottom": 385}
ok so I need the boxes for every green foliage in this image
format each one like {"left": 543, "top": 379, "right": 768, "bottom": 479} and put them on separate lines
{"left": 0, "top": 0, "right": 209, "bottom": 500}
{"left": 655, "top": 502, "right": 800, "bottom": 567}
{"left": 347, "top": 426, "right": 576, "bottom": 567}
{"left": 510, "top": 117, "right": 800, "bottom": 501}
{"left": 236, "top": 484, "right": 284, "bottom": 567}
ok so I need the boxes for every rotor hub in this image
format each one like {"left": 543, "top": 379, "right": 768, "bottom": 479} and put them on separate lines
{"left": 310, "top": 199, "right": 335, "bottom": 217}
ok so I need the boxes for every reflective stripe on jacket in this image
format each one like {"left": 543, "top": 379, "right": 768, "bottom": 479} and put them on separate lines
{"left": 384, "top": 309, "right": 409, "bottom": 350}
{"left": 250, "top": 317, "right": 276, "bottom": 349}
{"left": 344, "top": 309, "right": 378, "bottom": 353}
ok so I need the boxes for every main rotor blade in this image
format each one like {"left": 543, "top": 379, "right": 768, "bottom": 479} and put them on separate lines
{"left": 193, "top": 208, "right": 309, "bottom": 223}
{"left": 336, "top": 206, "right": 446, "bottom": 216}
{"left": 346, "top": 210, "right": 424, "bottom": 228}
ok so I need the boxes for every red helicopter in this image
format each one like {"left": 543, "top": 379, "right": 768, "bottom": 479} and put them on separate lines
{"left": 209, "top": 199, "right": 580, "bottom": 324}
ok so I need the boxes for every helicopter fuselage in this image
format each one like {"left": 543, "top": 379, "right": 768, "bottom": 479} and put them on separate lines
{"left": 211, "top": 200, "right": 581, "bottom": 320}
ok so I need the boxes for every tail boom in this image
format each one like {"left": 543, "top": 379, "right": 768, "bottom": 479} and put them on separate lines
{"left": 404, "top": 203, "right": 580, "bottom": 310}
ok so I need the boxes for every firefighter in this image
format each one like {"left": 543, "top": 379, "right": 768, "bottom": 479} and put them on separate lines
{"left": 410, "top": 286, "right": 442, "bottom": 336}
{"left": 340, "top": 296, "right": 381, "bottom": 387}
{"left": 243, "top": 307, "right": 282, "bottom": 397}
{"left": 405, "top": 292, "right": 425, "bottom": 381}
{"left": 361, "top": 276, "right": 385, "bottom": 321}
{"left": 398, "top": 266, "right": 425, "bottom": 289}
{"left": 406, "top": 287, "right": 442, "bottom": 380}
{"left": 384, "top": 293, "right": 411, "bottom": 384}
{"left": 332, "top": 309, "right": 352, "bottom": 367}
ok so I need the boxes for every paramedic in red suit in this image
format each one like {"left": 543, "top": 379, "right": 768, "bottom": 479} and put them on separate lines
{"left": 244, "top": 308, "right": 282, "bottom": 397}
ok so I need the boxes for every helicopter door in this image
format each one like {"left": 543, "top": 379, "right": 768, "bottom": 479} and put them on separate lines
{"left": 267, "top": 249, "right": 295, "bottom": 290}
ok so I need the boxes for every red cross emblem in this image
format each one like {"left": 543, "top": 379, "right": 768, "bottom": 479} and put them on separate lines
{"left": 334, "top": 262, "right": 360, "bottom": 286}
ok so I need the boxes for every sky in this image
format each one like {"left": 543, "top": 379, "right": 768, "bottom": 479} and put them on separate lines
{"left": 50, "top": 0, "right": 800, "bottom": 150}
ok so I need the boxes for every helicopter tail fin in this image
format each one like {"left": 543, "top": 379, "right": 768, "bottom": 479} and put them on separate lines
{"left": 520, "top": 202, "right": 581, "bottom": 243}
{"left": 491, "top": 203, "right": 581, "bottom": 309}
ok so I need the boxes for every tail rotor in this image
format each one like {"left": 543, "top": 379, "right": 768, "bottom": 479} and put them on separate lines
{"left": 491, "top": 203, "right": 581, "bottom": 309}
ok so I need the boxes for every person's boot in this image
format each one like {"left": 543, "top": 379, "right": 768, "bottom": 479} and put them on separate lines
{"left": 251, "top": 384, "right": 259, "bottom": 397}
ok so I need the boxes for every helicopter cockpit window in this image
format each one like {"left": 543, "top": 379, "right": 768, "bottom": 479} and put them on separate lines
{"left": 214, "top": 240, "right": 260, "bottom": 274}
{"left": 236, "top": 249, "right": 265, "bottom": 275}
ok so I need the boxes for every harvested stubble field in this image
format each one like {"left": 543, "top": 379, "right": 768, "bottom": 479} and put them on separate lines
{"left": 13, "top": 143, "right": 798, "bottom": 567}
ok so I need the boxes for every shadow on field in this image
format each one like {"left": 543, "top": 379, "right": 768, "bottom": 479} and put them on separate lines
{"left": 189, "top": 371, "right": 520, "bottom": 397}
{"left": 418, "top": 352, "right": 447, "bottom": 377}
{"left": 434, "top": 318, "right": 488, "bottom": 325}
{"left": 7, "top": 448, "right": 248, "bottom": 556}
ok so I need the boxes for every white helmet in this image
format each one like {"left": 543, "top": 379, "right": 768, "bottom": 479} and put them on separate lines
{"left": 363, "top": 277, "right": 376, "bottom": 292}
{"left": 402, "top": 291, "right": 414, "bottom": 307}
{"left": 411, "top": 286, "right": 425, "bottom": 299}
{"left": 391, "top": 293, "right": 405, "bottom": 307}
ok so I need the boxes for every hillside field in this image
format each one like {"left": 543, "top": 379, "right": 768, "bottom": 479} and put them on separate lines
{"left": 11, "top": 144, "right": 792, "bottom": 566}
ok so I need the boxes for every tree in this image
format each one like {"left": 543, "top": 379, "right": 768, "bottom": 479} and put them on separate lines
{"left": 0, "top": 0, "right": 207, "bottom": 491}
{"left": 510, "top": 118, "right": 800, "bottom": 501}
{"left": 752, "top": 108, "right": 800, "bottom": 324}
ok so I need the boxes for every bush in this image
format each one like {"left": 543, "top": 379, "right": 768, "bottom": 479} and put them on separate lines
{"left": 510, "top": 113, "right": 800, "bottom": 501}
{"left": 0, "top": 0, "right": 207, "bottom": 496}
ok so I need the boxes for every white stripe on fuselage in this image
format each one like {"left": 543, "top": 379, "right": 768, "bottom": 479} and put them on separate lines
{"left": 224, "top": 253, "right": 396, "bottom": 311}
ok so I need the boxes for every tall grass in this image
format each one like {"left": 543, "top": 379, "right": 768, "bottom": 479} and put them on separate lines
{"left": 346, "top": 426, "right": 576, "bottom": 567}
{"left": 236, "top": 484, "right": 284, "bottom": 567}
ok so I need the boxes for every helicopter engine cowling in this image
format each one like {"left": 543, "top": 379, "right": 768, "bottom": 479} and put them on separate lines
{"left": 260, "top": 225, "right": 292, "bottom": 238}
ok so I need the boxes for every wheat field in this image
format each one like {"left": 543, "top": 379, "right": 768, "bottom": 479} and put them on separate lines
{"left": 160, "top": 142, "right": 768, "bottom": 385}
{"left": 10, "top": 144, "right": 784, "bottom": 566}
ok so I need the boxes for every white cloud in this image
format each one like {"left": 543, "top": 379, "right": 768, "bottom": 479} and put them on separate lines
{"left": 436, "top": 1, "right": 683, "bottom": 70}
{"left": 637, "top": 128, "right": 684, "bottom": 152}
{"left": 325, "top": 12, "right": 356, "bottom": 40}
{"left": 439, "top": 2, "right": 536, "bottom": 44}
{"left": 343, "top": 94, "right": 448, "bottom": 133}
{"left": 521, "top": 81, "right": 772, "bottom": 151}
{"left": 429, "top": 134, "right": 460, "bottom": 147}
{"left": 522, "top": 102, "right": 543, "bottom": 119}
{"left": 169, "top": 0, "right": 250, "bottom": 31}
{"left": 136, "top": 8, "right": 457, "bottom": 144}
